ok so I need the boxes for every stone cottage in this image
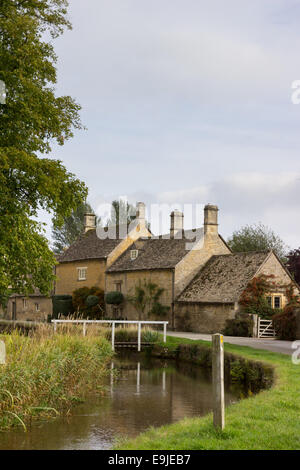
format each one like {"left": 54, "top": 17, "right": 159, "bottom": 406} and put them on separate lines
{"left": 105, "top": 204, "right": 231, "bottom": 327}
{"left": 175, "top": 251, "right": 299, "bottom": 333}
{"left": 6, "top": 289, "right": 52, "bottom": 322}
{"left": 55, "top": 203, "right": 152, "bottom": 295}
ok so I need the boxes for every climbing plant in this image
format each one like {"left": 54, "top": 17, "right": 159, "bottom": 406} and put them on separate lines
{"left": 127, "top": 280, "right": 169, "bottom": 320}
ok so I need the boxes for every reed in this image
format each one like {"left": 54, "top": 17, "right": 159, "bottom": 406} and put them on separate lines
{"left": 0, "top": 326, "right": 113, "bottom": 431}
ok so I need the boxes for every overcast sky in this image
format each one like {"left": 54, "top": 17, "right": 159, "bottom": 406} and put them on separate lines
{"left": 42, "top": 0, "right": 300, "bottom": 248}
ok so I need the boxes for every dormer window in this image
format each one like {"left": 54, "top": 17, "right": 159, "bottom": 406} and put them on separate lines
{"left": 130, "top": 250, "right": 138, "bottom": 260}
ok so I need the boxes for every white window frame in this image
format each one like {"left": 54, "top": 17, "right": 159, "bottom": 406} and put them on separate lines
{"left": 77, "top": 267, "right": 87, "bottom": 281}
{"left": 130, "top": 250, "right": 138, "bottom": 260}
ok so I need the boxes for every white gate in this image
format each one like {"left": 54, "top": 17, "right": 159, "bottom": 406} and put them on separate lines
{"left": 258, "top": 318, "right": 276, "bottom": 338}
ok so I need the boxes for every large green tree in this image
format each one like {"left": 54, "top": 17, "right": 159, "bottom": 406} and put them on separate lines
{"left": 227, "top": 223, "right": 288, "bottom": 261}
{"left": 0, "top": 1, "right": 87, "bottom": 297}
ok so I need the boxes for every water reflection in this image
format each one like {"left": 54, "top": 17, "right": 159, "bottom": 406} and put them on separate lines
{"left": 0, "top": 353, "right": 239, "bottom": 450}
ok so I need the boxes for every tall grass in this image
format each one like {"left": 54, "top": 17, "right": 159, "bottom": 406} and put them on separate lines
{"left": 0, "top": 326, "right": 113, "bottom": 431}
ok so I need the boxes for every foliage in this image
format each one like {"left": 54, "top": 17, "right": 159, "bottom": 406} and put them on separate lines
{"left": 127, "top": 280, "right": 168, "bottom": 320}
{"left": 0, "top": 328, "right": 112, "bottom": 431}
{"left": 239, "top": 275, "right": 278, "bottom": 318}
{"left": 105, "top": 291, "right": 124, "bottom": 305}
{"left": 85, "top": 295, "right": 99, "bottom": 308}
{"left": 0, "top": 0, "right": 87, "bottom": 296}
{"left": 106, "top": 199, "right": 136, "bottom": 228}
{"left": 72, "top": 286, "right": 105, "bottom": 319}
{"left": 223, "top": 313, "right": 253, "bottom": 337}
{"left": 272, "top": 285, "right": 300, "bottom": 340}
{"left": 52, "top": 202, "right": 97, "bottom": 254}
{"left": 227, "top": 223, "right": 288, "bottom": 261}
{"left": 286, "top": 248, "right": 300, "bottom": 285}
{"left": 104, "top": 326, "right": 159, "bottom": 343}
{"left": 52, "top": 294, "right": 73, "bottom": 318}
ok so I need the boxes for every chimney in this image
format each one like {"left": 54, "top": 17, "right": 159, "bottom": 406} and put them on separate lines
{"left": 136, "top": 202, "right": 146, "bottom": 225}
{"left": 204, "top": 204, "right": 218, "bottom": 236}
{"left": 84, "top": 212, "right": 96, "bottom": 233}
{"left": 170, "top": 210, "right": 184, "bottom": 239}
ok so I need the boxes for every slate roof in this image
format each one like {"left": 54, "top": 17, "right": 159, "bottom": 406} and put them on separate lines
{"left": 57, "top": 229, "right": 123, "bottom": 263}
{"left": 177, "top": 251, "right": 270, "bottom": 303}
{"left": 106, "top": 229, "right": 205, "bottom": 272}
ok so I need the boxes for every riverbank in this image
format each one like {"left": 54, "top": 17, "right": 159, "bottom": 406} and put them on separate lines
{"left": 118, "top": 336, "right": 300, "bottom": 450}
{"left": 0, "top": 328, "right": 113, "bottom": 431}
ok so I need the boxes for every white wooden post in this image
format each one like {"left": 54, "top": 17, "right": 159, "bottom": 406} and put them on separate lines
{"left": 83, "top": 322, "right": 87, "bottom": 337}
{"left": 163, "top": 323, "right": 167, "bottom": 343}
{"left": 138, "top": 322, "right": 141, "bottom": 352}
{"left": 212, "top": 333, "right": 225, "bottom": 430}
{"left": 111, "top": 322, "right": 115, "bottom": 351}
{"left": 53, "top": 321, "right": 57, "bottom": 333}
{"left": 0, "top": 340, "right": 6, "bottom": 365}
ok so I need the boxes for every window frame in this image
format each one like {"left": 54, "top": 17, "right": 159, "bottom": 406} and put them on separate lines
{"left": 130, "top": 249, "right": 138, "bottom": 260}
{"left": 77, "top": 267, "right": 87, "bottom": 281}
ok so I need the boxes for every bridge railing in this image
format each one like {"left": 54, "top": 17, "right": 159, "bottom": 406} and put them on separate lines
{"left": 51, "top": 319, "right": 168, "bottom": 351}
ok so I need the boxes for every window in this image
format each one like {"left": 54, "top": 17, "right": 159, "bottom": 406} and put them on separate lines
{"left": 77, "top": 267, "right": 87, "bottom": 281}
{"left": 130, "top": 249, "right": 138, "bottom": 260}
{"left": 266, "top": 294, "right": 283, "bottom": 309}
{"left": 115, "top": 281, "right": 122, "bottom": 292}
{"left": 274, "top": 296, "right": 282, "bottom": 309}
{"left": 35, "top": 303, "right": 40, "bottom": 312}
{"left": 23, "top": 298, "right": 28, "bottom": 309}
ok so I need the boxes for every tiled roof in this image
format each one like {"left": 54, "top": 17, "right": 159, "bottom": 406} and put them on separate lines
{"left": 106, "top": 229, "right": 204, "bottom": 272}
{"left": 177, "top": 251, "right": 270, "bottom": 303}
{"left": 57, "top": 229, "right": 123, "bottom": 263}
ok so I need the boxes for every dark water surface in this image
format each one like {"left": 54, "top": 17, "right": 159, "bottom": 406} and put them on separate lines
{"left": 0, "top": 353, "right": 239, "bottom": 450}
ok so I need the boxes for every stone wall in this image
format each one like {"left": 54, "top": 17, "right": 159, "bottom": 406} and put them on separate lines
{"left": 174, "top": 302, "right": 236, "bottom": 333}
{"left": 295, "top": 308, "right": 300, "bottom": 340}
{"left": 55, "top": 259, "right": 107, "bottom": 295}
{"left": 105, "top": 269, "right": 174, "bottom": 324}
{"left": 7, "top": 296, "right": 52, "bottom": 322}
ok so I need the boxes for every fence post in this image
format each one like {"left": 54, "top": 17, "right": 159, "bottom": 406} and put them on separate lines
{"left": 212, "top": 333, "right": 225, "bottom": 430}
{"left": 53, "top": 321, "right": 57, "bottom": 333}
{"left": 112, "top": 322, "right": 115, "bottom": 352}
{"left": 163, "top": 323, "right": 167, "bottom": 343}
{"left": 83, "top": 322, "right": 87, "bottom": 337}
{"left": 252, "top": 314, "right": 258, "bottom": 338}
{"left": 138, "top": 322, "right": 141, "bottom": 352}
{"left": 0, "top": 340, "right": 6, "bottom": 365}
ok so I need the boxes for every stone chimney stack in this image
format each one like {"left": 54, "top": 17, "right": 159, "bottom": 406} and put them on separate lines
{"left": 170, "top": 210, "right": 184, "bottom": 239}
{"left": 136, "top": 202, "right": 146, "bottom": 226}
{"left": 204, "top": 204, "right": 219, "bottom": 236}
{"left": 84, "top": 212, "right": 96, "bottom": 233}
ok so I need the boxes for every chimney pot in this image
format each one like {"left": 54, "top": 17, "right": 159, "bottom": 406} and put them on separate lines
{"left": 204, "top": 204, "right": 219, "bottom": 236}
{"left": 84, "top": 212, "right": 96, "bottom": 233}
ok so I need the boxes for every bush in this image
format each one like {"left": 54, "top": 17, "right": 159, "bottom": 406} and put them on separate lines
{"left": 72, "top": 287, "right": 105, "bottom": 319}
{"left": 52, "top": 295, "right": 73, "bottom": 318}
{"left": 105, "top": 291, "right": 124, "bottom": 305}
{"left": 85, "top": 295, "right": 99, "bottom": 308}
{"left": 223, "top": 313, "right": 253, "bottom": 337}
{"left": 273, "top": 309, "right": 297, "bottom": 340}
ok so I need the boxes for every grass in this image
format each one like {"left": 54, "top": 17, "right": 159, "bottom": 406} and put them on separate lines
{"left": 118, "top": 336, "right": 300, "bottom": 450}
{"left": 0, "top": 325, "right": 113, "bottom": 431}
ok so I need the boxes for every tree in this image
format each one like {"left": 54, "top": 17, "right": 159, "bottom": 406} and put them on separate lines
{"left": 227, "top": 223, "right": 288, "bottom": 261}
{"left": 0, "top": 1, "right": 87, "bottom": 296}
{"left": 106, "top": 199, "right": 136, "bottom": 228}
{"left": 52, "top": 202, "right": 96, "bottom": 254}
{"left": 72, "top": 286, "right": 105, "bottom": 319}
{"left": 286, "top": 249, "right": 300, "bottom": 285}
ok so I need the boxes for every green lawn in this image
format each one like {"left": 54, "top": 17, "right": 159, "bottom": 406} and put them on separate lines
{"left": 118, "top": 336, "right": 300, "bottom": 450}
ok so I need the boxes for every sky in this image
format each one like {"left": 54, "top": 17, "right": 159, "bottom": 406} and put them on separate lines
{"left": 42, "top": 0, "right": 300, "bottom": 248}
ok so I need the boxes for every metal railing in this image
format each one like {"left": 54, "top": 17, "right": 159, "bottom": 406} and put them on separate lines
{"left": 51, "top": 319, "right": 168, "bottom": 351}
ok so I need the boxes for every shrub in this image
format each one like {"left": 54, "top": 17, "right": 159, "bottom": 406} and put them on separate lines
{"left": 72, "top": 287, "right": 105, "bottom": 319}
{"left": 150, "top": 302, "right": 170, "bottom": 317}
{"left": 52, "top": 295, "right": 73, "bottom": 318}
{"left": 105, "top": 291, "right": 124, "bottom": 305}
{"left": 273, "top": 309, "right": 297, "bottom": 340}
{"left": 223, "top": 313, "right": 253, "bottom": 337}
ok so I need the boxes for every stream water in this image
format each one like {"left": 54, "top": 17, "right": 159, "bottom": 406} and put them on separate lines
{"left": 0, "top": 352, "right": 239, "bottom": 450}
